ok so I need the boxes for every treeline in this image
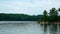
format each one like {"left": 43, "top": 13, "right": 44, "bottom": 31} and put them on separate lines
{"left": 0, "top": 13, "right": 42, "bottom": 21}
{"left": 39, "top": 8, "right": 60, "bottom": 22}
{"left": 0, "top": 8, "right": 60, "bottom": 21}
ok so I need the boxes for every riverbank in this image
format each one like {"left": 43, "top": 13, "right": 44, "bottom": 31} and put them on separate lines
{"left": 38, "top": 22, "right": 60, "bottom": 25}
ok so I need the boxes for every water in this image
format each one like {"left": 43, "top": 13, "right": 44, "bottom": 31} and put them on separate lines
{"left": 0, "top": 21, "right": 60, "bottom": 34}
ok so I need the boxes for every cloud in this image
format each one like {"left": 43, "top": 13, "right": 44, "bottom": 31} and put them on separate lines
{"left": 0, "top": 0, "right": 60, "bottom": 15}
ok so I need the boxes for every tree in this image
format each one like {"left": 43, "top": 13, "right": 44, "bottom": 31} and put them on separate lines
{"left": 54, "top": 10, "right": 58, "bottom": 21}
{"left": 58, "top": 8, "right": 60, "bottom": 11}
{"left": 49, "top": 8, "right": 56, "bottom": 16}
{"left": 43, "top": 10, "right": 47, "bottom": 16}
{"left": 43, "top": 10, "right": 48, "bottom": 22}
{"left": 49, "top": 8, "right": 58, "bottom": 22}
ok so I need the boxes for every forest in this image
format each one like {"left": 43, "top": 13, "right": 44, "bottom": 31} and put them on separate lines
{"left": 0, "top": 8, "right": 60, "bottom": 22}
{"left": 39, "top": 8, "right": 60, "bottom": 22}
{"left": 0, "top": 13, "right": 42, "bottom": 21}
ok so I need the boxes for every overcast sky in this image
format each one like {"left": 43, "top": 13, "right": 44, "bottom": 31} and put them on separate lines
{"left": 0, "top": 0, "right": 60, "bottom": 15}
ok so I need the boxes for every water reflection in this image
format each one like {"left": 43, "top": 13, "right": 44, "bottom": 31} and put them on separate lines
{"left": 58, "top": 24, "right": 60, "bottom": 34}
{"left": 49, "top": 24, "right": 58, "bottom": 34}
{"left": 41, "top": 24, "right": 59, "bottom": 34}
{"left": 44, "top": 25, "right": 48, "bottom": 34}
{"left": 0, "top": 21, "right": 60, "bottom": 34}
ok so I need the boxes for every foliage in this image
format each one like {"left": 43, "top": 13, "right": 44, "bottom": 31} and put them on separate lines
{"left": 0, "top": 13, "right": 40, "bottom": 21}
{"left": 43, "top": 10, "right": 48, "bottom": 22}
{"left": 0, "top": 8, "right": 60, "bottom": 22}
{"left": 39, "top": 8, "right": 60, "bottom": 23}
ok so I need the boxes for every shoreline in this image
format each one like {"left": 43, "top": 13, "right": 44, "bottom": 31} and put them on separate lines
{"left": 38, "top": 22, "right": 60, "bottom": 24}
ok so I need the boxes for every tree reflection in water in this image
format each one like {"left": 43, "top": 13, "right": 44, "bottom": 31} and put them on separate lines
{"left": 59, "top": 24, "right": 60, "bottom": 34}
{"left": 49, "top": 24, "right": 58, "bottom": 34}
{"left": 41, "top": 24, "right": 59, "bottom": 34}
{"left": 43, "top": 24, "right": 48, "bottom": 34}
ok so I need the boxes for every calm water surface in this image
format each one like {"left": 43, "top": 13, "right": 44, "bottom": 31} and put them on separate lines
{"left": 0, "top": 21, "right": 60, "bottom": 34}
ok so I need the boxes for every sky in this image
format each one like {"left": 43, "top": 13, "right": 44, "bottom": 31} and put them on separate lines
{"left": 0, "top": 0, "right": 60, "bottom": 15}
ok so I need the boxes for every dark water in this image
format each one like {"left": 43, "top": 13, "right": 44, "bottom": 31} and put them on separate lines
{"left": 0, "top": 21, "right": 60, "bottom": 34}
{"left": 42, "top": 24, "right": 59, "bottom": 34}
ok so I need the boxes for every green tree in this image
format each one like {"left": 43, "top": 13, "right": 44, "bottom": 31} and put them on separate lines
{"left": 49, "top": 8, "right": 56, "bottom": 16}
{"left": 57, "top": 8, "right": 60, "bottom": 22}
{"left": 58, "top": 8, "right": 60, "bottom": 11}
{"left": 54, "top": 10, "right": 58, "bottom": 21}
{"left": 49, "top": 8, "right": 58, "bottom": 22}
{"left": 43, "top": 10, "right": 48, "bottom": 22}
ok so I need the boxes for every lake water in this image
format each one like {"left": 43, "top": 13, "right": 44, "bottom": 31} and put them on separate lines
{"left": 0, "top": 21, "right": 60, "bottom": 34}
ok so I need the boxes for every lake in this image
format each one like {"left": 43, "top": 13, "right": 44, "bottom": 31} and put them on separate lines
{"left": 0, "top": 21, "right": 60, "bottom": 34}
